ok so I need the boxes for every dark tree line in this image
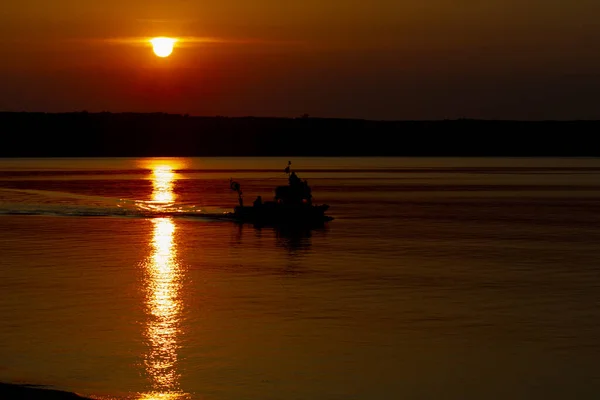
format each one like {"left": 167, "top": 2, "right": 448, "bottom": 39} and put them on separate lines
{"left": 0, "top": 112, "right": 598, "bottom": 157}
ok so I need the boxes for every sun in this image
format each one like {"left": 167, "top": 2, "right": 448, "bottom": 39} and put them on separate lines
{"left": 150, "top": 37, "right": 177, "bottom": 58}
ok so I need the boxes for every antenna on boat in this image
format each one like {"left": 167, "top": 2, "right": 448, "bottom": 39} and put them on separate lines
{"left": 230, "top": 178, "right": 243, "bottom": 207}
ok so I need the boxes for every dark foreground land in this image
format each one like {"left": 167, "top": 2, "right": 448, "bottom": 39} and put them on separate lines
{"left": 1, "top": 112, "right": 599, "bottom": 157}
{"left": 0, "top": 382, "right": 92, "bottom": 399}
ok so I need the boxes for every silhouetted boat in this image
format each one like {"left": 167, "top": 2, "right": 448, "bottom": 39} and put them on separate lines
{"left": 226, "top": 161, "right": 334, "bottom": 227}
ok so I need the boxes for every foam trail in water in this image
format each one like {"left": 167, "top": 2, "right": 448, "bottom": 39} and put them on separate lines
{"left": 0, "top": 204, "right": 233, "bottom": 221}
{"left": 0, "top": 188, "right": 232, "bottom": 221}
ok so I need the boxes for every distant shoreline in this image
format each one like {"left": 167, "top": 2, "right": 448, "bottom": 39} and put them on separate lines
{"left": 2, "top": 112, "right": 600, "bottom": 157}
{"left": 0, "top": 382, "right": 92, "bottom": 399}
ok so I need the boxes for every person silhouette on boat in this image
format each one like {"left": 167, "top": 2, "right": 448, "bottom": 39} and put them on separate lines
{"left": 289, "top": 171, "right": 302, "bottom": 187}
{"left": 253, "top": 195, "right": 263, "bottom": 207}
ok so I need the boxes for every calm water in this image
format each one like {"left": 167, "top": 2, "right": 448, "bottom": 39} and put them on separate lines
{"left": 1, "top": 157, "right": 600, "bottom": 400}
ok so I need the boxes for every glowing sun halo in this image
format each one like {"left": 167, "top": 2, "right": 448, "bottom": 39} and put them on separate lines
{"left": 150, "top": 37, "right": 177, "bottom": 58}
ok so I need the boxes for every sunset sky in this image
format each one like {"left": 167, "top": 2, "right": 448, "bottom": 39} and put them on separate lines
{"left": 1, "top": 0, "right": 599, "bottom": 120}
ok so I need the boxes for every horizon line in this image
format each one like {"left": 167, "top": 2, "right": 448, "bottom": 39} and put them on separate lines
{"left": 0, "top": 111, "right": 599, "bottom": 123}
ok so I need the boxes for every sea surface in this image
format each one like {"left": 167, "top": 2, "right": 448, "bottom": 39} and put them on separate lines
{"left": 1, "top": 157, "right": 600, "bottom": 400}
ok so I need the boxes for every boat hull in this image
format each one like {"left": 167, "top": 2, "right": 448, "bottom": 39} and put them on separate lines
{"left": 230, "top": 203, "right": 333, "bottom": 227}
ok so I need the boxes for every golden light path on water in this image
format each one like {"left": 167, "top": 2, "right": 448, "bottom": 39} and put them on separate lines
{"left": 151, "top": 165, "right": 175, "bottom": 205}
{"left": 140, "top": 162, "right": 188, "bottom": 400}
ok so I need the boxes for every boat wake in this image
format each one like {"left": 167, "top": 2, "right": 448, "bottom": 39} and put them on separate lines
{"left": 0, "top": 205, "right": 234, "bottom": 221}
{"left": 0, "top": 188, "right": 233, "bottom": 221}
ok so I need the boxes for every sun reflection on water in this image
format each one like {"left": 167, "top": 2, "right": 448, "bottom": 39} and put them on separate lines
{"left": 135, "top": 160, "right": 184, "bottom": 212}
{"left": 140, "top": 162, "right": 188, "bottom": 400}
{"left": 152, "top": 166, "right": 175, "bottom": 205}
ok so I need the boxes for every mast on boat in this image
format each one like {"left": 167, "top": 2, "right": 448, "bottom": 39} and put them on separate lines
{"left": 229, "top": 178, "right": 243, "bottom": 207}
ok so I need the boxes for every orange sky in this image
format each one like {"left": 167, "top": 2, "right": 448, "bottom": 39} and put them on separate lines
{"left": 1, "top": 0, "right": 599, "bottom": 119}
